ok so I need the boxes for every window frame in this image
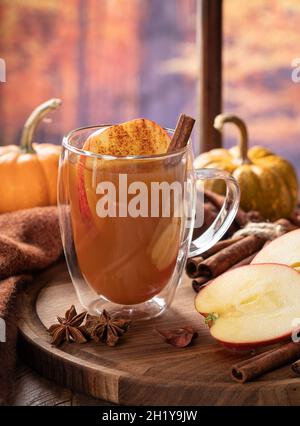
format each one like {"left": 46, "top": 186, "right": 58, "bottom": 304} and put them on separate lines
{"left": 197, "top": 0, "right": 222, "bottom": 154}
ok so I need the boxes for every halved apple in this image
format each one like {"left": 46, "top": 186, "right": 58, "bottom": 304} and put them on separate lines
{"left": 251, "top": 229, "right": 300, "bottom": 269}
{"left": 195, "top": 263, "right": 300, "bottom": 349}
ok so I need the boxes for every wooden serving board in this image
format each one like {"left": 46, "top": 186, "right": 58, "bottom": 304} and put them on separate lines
{"left": 18, "top": 261, "right": 300, "bottom": 405}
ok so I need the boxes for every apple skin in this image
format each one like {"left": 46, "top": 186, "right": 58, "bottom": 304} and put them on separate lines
{"left": 195, "top": 311, "right": 290, "bottom": 351}
{"left": 77, "top": 157, "right": 92, "bottom": 223}
{"left": 195, "top": 263, "right": 300, "bottom": 350}
{"left": 213, "top": 333, "right": 291, "bottom": 351}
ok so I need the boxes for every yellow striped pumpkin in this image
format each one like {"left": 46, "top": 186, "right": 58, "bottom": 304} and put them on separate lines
{"left": 194, "top": 114, "right": 298, "bottom": 221}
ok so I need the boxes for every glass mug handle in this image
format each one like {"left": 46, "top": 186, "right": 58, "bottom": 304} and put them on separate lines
{"left": 189, "top": 168, "right": 240, "bottom": 257}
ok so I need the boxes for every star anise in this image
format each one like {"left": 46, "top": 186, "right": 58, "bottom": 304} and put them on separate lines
{"left": 48, "top": 305, "right": 87, "bottom": 346}
{"left": 85, "top": 309, "right": 131, "bottom": 347}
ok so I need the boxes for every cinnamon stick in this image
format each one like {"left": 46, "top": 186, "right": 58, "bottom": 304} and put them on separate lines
{"left": 186, "top": 256, "right": 203, "bottom": 278}
{"left": 168, "top": 114, "right": 195, "bottom": 152}
{"left": 191, "top": 276, "right": 210, "bottom": 293}
{"left": 287, "top": 213, "right": 300, "bottom": 229}
{"left": 275, "top": 218, "right": 298, "bottom": 232}
{"left": 187, "top": 217, "right": 297, "bottom": 283}
{"left": 202, "top": 237, "right": 244, "bottom": 259}
{"left": 192, "top": 202, "right": 218, "bottom": 240}
{"left": 204, "top": 190, "right": 262, "bottom": 228}
{"left": 291, "top": 359, "right": 300, "bottom": 375}
{"left": 231, "top": 342, "right": 300, "bottom": 383}
{"left": 204, "top": 190, "right": 249, "bottom": 227}
{"left": 230, "top": 251, "right": 259, "bottom": 269}
{"left": 191, "top": 251, "right": 259, "bottom": 293}
{"left": 196, "top": 235, "right": 265, "bottom": 279}
{"left": 186, "top": 237, "right": 243, "bottom": 278}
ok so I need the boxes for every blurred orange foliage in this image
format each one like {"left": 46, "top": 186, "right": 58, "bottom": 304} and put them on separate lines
{"left": 0, "top": 0, "right": 196, "bottom": 147}
{"left": 224, "top": 0, "right": 300, "bottom": 174}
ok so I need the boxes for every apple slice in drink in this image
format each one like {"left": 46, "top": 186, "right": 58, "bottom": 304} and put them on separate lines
{"left": 149, "top": 217, "right": 182, "bottom": 271}
{"left": 195, "top": 263, "right": 300, "bottom": 350}
{"left": 251, "top": 229, "right": 300, "bottom": 269}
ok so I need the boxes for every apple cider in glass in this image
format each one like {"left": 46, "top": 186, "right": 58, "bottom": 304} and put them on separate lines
{"left": 68, "top": 156, "right": 185, "bottom": 305}
{"left": 59, "top": 119, "right": 240, "bottom": 319}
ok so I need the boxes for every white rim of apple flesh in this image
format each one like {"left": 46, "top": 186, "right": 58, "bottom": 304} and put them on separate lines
{"left": 195, "top": 263, "right": 300, "bottom": 348}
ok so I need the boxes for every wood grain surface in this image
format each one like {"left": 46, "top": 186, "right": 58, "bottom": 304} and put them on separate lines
{"left": 17, "top": 261, "right": 300, "bottom": 406}
{"left": 9, "top": 361, "right": 114, "bottom": 406}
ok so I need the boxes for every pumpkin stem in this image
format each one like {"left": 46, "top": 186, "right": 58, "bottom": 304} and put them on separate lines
{"left": 20, "top": 98, "right": 62, "bottom": 154}
{"left": 214, "top": 114, "right": 251, "bottom": 164}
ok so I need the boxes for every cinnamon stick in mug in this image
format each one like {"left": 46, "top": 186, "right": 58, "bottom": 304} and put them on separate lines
{"left": 168, "top": 114, "right": 195, "bottom": 152}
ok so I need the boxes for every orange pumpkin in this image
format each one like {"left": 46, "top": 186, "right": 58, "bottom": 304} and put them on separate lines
{"left": 0, "top": 99, "right": 62, "bottom": 213}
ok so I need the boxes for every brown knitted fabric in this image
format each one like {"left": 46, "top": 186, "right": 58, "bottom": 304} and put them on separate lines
{"left": 0, "top": 207, "right": 62, "bottom": 405}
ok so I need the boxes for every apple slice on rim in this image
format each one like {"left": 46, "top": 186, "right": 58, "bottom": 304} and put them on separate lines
{"left": 251, "top": 229, "right": 300, "bottom": 269}
{"left": 195, "top": 263, "right": 300, "bottom": 350}
{"left": 83, "top": 118, "right": 171, "bottom": 156}
{"left": 76, "top": 118, "right": 171, "bottom": 222}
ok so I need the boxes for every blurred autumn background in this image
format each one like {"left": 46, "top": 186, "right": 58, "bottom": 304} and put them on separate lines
{"left": 1, "top": 0, "right": 300, "bottom": 172}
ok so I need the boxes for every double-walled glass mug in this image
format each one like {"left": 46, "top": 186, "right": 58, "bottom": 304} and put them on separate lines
{"left": 58, "top": 125, "right": 240, "bottom": 320}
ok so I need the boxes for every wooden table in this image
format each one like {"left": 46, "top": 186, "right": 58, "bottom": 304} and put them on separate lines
{"left": 10, "top": 360, "right": 114, "bottom": 406}
{"left": 13, "top": 262, "right": 300, "bottom": 406}
{"left": 12, "top": 263, "right": 196, "bottom": 406}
